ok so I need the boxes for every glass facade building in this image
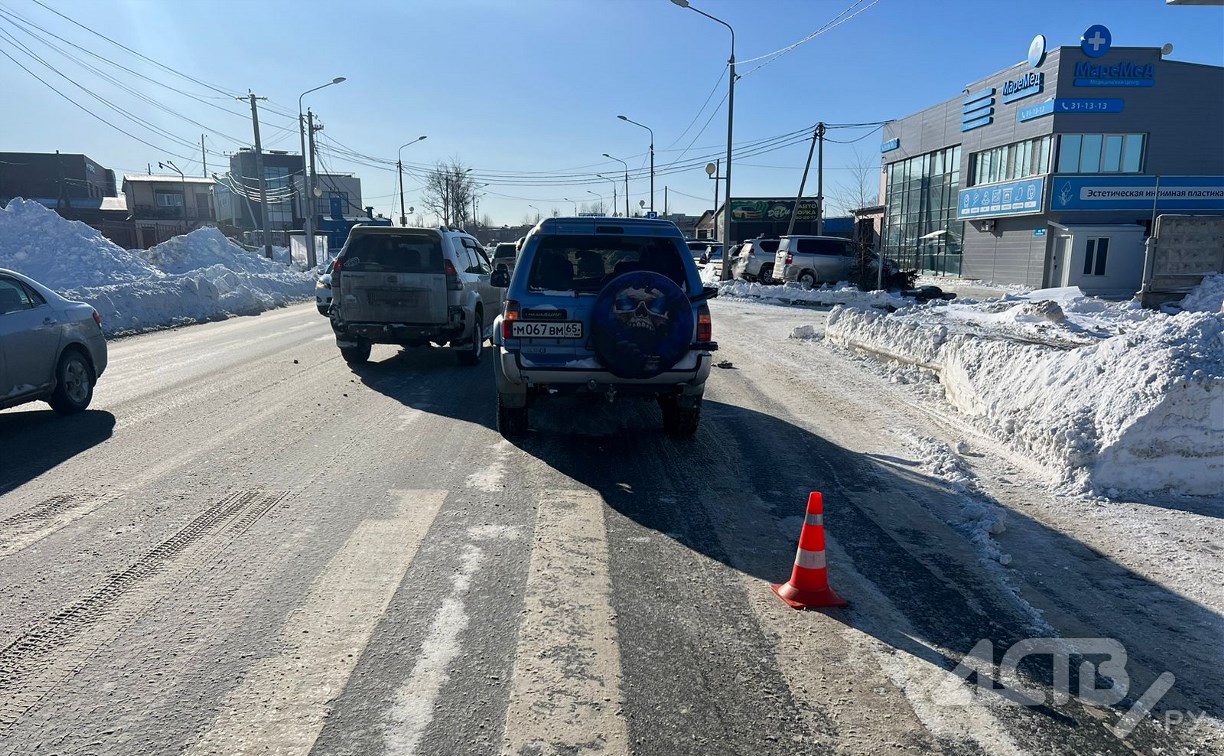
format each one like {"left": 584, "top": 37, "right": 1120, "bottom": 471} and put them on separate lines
{"left": 883, "top": 146, "right": 963, "bottom": 276}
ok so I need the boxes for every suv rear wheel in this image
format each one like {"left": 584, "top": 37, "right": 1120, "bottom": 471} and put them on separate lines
{"left": 659, "top": 395, "right": 701, "bottom": 437}
{"left": 456, "top": 309, "right": 484, "bottom": 366}
{"left": 758, "top": 263, "right": 774, "bottom": 285}
{"left": 497, "top": 392, "right": 528, "bottom": 436}
{"left": 340, "top": 339, "right": 371, "bottom": 364}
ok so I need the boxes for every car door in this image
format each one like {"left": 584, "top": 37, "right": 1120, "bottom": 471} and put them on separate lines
{"left": 469, "top": 240, "right": 504, "bottom": 317}
{"left": 809, "top": 238, "right": 847, "bottom": 282}
{"left": 0, "top": 276, "right": 60, "bottom": 397}
{"left": 455, "top": 237, "right": 492, "bottom": 332}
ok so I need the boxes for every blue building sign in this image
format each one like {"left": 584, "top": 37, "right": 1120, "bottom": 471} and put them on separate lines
{"left": 957, "top": 177, "right": 1045, "bottom": 220}
{"left": 880, "top": 138, "right": 900, "bottom": 153}
{"left": 961, "top": 88, "right": 995, "bottom": 132}
{"left": 1074, "top": 60, "right": 1155, "bottom": 87}
{"left": 1080, "top": 25, "right": 1112, "bottom": 58}
{"left": 1056, "top": 98, "right": 1124, "bottom": 113}
{"left": 1002, "top": 72, "right": 1044, "bottom": 103}
{"left": 1050, "top": 176, "right": 1224, "bottom": 211}
{"left": 1018, "top": 99, "right": 1055, "bottom": 122}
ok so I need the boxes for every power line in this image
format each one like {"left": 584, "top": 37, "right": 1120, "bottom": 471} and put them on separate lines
{"left": 739, "top": 0, "right": 884, "bottom": 79}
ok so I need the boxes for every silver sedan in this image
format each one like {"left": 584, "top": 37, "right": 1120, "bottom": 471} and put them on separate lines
{"left": 0, "top": 268, "right": 107, "bottom": 414}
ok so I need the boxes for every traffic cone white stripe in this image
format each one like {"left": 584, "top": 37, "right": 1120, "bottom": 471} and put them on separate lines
{"left": 795, "top": 547, "right": 827, "bottom": 570}
{"left": 804, "top": 513, "right": 824, "bottom": 527}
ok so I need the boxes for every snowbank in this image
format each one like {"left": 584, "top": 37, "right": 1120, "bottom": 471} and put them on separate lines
{"left": 718, "top": 279, "right": 906, "bottom": 310}
{"left": 825, "top": 291, "right": 1224, "bottom": 498}
{"left": 1179, "top": 273, "right": 1224, "bottom": 314}
{"left": 0, "top": 198, "right": 312, "bottom": 335}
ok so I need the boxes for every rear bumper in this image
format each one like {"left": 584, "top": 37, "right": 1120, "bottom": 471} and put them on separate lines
{"left": 333, "top": 307, "right": 469, "bottom": 346}
{"left": 496, "top": 347, "right": 712, "bottom": 395}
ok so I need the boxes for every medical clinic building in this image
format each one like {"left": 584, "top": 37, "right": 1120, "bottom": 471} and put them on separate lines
{"left": 879, "top": 28, "right": 1224, "bottom": 292}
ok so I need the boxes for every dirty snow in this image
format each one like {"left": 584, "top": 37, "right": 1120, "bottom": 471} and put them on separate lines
{"left": 820, "top": 287, "right": 1223, "bottom": 499}
{"left": 718, "top": 278, "right": 906, "bottom": 310}
{"left": 0, "top": 198, "right": 313, "bottom": 336}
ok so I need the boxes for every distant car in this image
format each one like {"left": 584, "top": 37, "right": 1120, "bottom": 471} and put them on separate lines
{"left": 730, "top": 237, "right": 780, "bottom": 283}
{"left": 773, "top": 235, "right": 863, "bottom": 288}
{"left": 315, "top": 261, "right": 334, "bottom": 315}
{"left": 329, "top": 226, "right": 502, "bottom": 365}
{"left": 0, "top": 268, "right": 107, "bottom": 414}
{"left": 491, "top": 242, "right": 519, "bottom": 273}
{"left": 491, "top": 217, "right": 718, "bottom": 437}
{"left": 699, "top": 244, "right": 723, "bottom": 265}
{"left": 685, "top": 240, "right": 710, "bottom": 262}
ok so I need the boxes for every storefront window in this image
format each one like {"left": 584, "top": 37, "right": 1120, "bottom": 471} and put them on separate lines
{"left": 882, "top": 146, "right": 965, "bottom": 276}
{"left": 969, "top": 136, "right": 1052, "bottom": 186}
{"left": 1056, "top": 134, "right": 1145, "bottom": 174}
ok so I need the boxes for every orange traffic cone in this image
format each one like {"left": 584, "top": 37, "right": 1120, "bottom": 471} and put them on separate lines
{"left": 772, "top": 492, "right": 848, "bottom": 609}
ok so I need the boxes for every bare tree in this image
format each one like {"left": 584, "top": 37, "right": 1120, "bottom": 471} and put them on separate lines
{"left": 827, "top": 148, "right": 881, "bottom": 217}
{"left": 420, "top": 158, "right": 477, "bottom": 226}
{"left": 550, "top": 207, "right": 560, "bottom": 217}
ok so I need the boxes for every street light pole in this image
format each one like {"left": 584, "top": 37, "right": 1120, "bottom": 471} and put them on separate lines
{"left": 298, "top": 77, "right": 345, "bottom": 267}
{"left": 586, "top": 189, "right": 603, "bottom": 215}
{"left": 672, "top": 0, "right": 734, "bottom": 279}
{"left": 563, "top": 197, "right": 578, "bottom": 215}
{"left": 617, "top": 115, "right": 654, "bottom": 213}
{"left": 158, "top": 159, "right": 186, "bottom": 223}
{"left": 398, "top": 136, "right": 427, "bottom": 226}
{"left": 596, "top": 174, "right": 618, "bottom": 216}
{"left": 603, "top": 153, "right": 630, "bottom": 217}
{"left": 528, "top": 204, "right": 540, "bottom": 224}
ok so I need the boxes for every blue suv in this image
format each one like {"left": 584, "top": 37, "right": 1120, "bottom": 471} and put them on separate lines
{"left": 491, "top": 217, "right": 718, "bottom": 437}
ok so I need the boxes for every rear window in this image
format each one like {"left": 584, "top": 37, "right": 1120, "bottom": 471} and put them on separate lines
{"left": 494, "top": 243, "right": 517, "bottom": 259}
{"left": 750, "top": 239, "right": 780, "bottom": 255}
{"left": 796, "top": 238, "right": 854, "bottom": 256}
{"left": 340, "top": 234, "right": 443, "bottom": 272}
{"left": 526, "top": 235, "right": 688, "bottom": 293}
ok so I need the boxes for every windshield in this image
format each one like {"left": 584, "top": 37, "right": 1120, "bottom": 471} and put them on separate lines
{"left": 526, "top": 235, "right": 688, "bottom": 293}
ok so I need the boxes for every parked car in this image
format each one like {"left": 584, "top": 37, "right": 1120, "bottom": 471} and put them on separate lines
{"left": 773, "top": 235, "right": 864, "bottom": 288}
{"left": 329, "top": 226, "right": 502, "bottom": 365}
{"left": 730, "top": 237, "right": 780, "bottom": 283}
{"left": 491, "top": 242, "right": 519, "bottom": 273}
{"left": 699, "top": 243, "right": 723, "bottom": 265}
{"left": 0, "top": 268, "right": 107, "bottom": 414}
{"left": 315, "top": 261, "right": 334, "bottom": 316}
{"left": 491, "top": 217, "right": 718, "bottom": 437}
{"left": 685, "top": 240, "right": 710, "bottom": 262}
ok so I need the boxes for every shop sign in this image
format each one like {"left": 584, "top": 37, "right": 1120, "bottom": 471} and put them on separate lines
{"left": 1051, "top": 176, "right": 1224, "bottom": 211}
{"left": 729, "top": 199, "right": 822, "bottom": 222}
{"left": 1002, "top": 72, "right": 1044, "bottom": 103}
{"left": 1073, "top": 60, "right": 1155, "bottom": 87}
{"left": 957, "top": 177, "right": 1045, "bottom": 220}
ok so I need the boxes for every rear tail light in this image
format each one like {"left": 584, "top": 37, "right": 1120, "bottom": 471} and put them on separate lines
{"left": 502, "top": 300, "right": 521, "bottom": 340}
{"left": 697, "top": 304, "right": 712, "bottom": 343}
{"left": 444, "top": 259, "right": 463, "bottom": 291}
{"left": 786, "top": 253, "right": 793, "bottom": 265}
{"left": 92, "top": 309, "right": 102, "bottom": 328}
{"left": 332, "top": 257, "right": 343, "bottom": 271}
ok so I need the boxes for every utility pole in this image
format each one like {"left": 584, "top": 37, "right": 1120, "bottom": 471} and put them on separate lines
{"left": 816, "top": 121, "right": 826, "bottom": 236}
{"left": 306, "top": 109, "right": 321, "bottom": 267}
{"left": 241, "top": 92, "right": 274, "bottom": 259}
{"left": 664, "top": 186, "right": 668, "bottom": 216}
{"left": 787, "top": 123, "right": 820, "bottom": 238}
{"left": 201, "top": 134, "right": 207, "bottom": 177}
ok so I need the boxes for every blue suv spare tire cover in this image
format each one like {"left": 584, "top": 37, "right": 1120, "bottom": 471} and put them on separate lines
{"left": 591, "top": 271, "right": 694, "bottom": 379}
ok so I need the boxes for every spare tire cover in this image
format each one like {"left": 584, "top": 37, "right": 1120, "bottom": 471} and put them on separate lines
{"left": 591, "top": 271, "right": 694, "bottom": 379}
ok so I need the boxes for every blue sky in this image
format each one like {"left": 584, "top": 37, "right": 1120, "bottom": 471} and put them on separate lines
{"left": 4, "top": 0, "right": 1222, "bottom": 225}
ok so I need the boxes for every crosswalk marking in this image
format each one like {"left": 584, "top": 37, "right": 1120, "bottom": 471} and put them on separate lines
{"left": 384, "top": 525, "right": 520, "bottom": 755}
{"left": 185, "top": 489, "right": 446, "bottom": 756}
{"left": 502, "top": 490, "right": 628, "bottom": 755}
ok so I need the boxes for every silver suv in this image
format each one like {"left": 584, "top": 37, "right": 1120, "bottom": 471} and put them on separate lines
{"left": 730, "top": 237, "right": 780, "bottom": 283}
{"left": 329, "top": 226, "right": 502, "bottom": 365}
{"left": 773, "top": 235, "right": 861, "bottom": 287}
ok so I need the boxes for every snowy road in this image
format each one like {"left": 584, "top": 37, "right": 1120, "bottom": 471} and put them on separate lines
{"left": 0, "top": 301, "right": 1218, "bottom": 755}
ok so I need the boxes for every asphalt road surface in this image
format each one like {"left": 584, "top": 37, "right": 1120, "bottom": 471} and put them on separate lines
{"left": 0, "top": 301, "right": 1215, "bottom": 755}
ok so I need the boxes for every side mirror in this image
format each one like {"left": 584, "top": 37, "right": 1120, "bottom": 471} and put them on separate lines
{"left": 491, "top": 269, "right": 510, "bottom": 288}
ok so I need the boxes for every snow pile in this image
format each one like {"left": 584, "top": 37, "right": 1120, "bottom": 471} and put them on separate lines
{"left": 718, "top": 279, "right": 906, "bottom": 309}
{"left": 0, "top": 198, "right": 312, "bottom": 335}
{"left": 0, "top": 198, "right": 159, "bottom": 286}
{"left": 827, "top": 291, "right": 1224, "bottom": 497}
{"left": 1179, "top": 273, "right": 1224, "bottom": 314}
{"left": 137, "top": 227, "right": 289, "bottom": 274}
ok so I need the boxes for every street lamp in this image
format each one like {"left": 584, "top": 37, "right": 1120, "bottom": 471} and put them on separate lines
{"left": 398, "top": 136, "right": 428, "bottom": 226}
{"left": 158, "top": 159, "right": 186, "bottom": 222}
{"left": 617, "top": 115, "right": 654, "bottom": 214}
{"left": 563, "top": 197, "right": 579, "bottom": 215}
{"left": 671, "top": 0, "right": 735, "bottom": 278}
{"left": 595, "top": 174, "right": 618, "bottom": 216}
{"left": 586, "top": 189, "right": 604, "bottom": 215}
{"left": 528, "top": 204, "right": 541, "bottom": 223}
{"left": 602, "top": 153, "right": 630, "bottom": 217}
{"left": 298, "top": 76, "right": 346, "bottom": 267}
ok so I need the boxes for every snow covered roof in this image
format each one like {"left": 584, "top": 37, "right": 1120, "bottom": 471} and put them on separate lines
{"left": 100, "top": 197, "right": 127, "bottom": 211}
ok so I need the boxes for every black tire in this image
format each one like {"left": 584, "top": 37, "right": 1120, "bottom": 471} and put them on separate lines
{"left": 798, "top": 270, "right": 817, "bottom": 289}
{"left": 48, "top": 348, "right": 94, "bottom": 414}
{"left": 497, "top": 392, "right": 528, "bottom": 437}
{"left": 340, "top": 339, "right": 371, "bottom": 364}
{"left": 659, "top": 395, "right": 701, "bottom": 437}
{"left": 457, "top": 309, "right": 484, "bottom": 366}
{"left": 758, "top": 264, "right": 774, "bottom": 285}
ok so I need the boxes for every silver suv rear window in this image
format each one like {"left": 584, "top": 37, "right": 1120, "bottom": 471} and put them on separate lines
{"left": 527, "top": 235, "right": 687, "bottom": 293}
{"left": 341, "top": 235, "right": 443, "bottom": 272}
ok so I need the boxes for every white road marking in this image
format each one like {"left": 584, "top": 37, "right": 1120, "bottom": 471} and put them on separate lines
{"left": 465, "top": 441, "right": 513, "bottom": 492}
{"left": 185, "top": 489, "right": 447, "bottom": 756}
{"left": 502, "top": 490, "right": 627, "bottom": 755}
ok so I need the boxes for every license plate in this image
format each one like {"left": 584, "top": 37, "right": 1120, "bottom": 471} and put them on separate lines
{"left": 370, "top": 290, "right": 419, "bottom": 306}
{"left": 511, "top": 321, "right": 583, "bottom": 339}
